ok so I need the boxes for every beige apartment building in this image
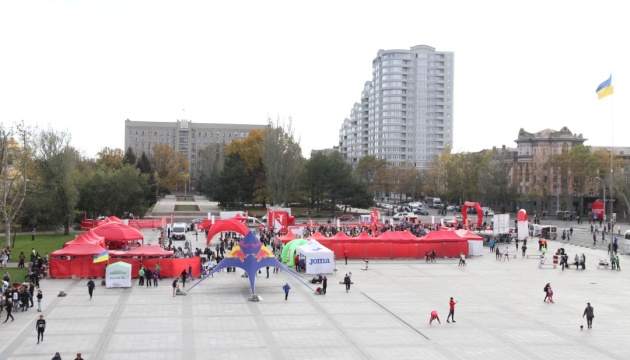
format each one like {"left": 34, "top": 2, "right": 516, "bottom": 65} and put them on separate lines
{"left": 124, "top": 119, "right": 266, "bottom": 191}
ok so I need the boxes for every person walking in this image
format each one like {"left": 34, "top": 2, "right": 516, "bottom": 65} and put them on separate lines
{"left": 546, "top": 284, "right": 554, "bottom": 303}
{"left": 282, "top": 283, "right": 291, "bottom": 300}
{"left": 52, "top": 352, "right": 62, "bottom": 360}
{"left": 172, "top": 278, "right": 178, "bottom": 297}
{"left": 489, "top": 239, "right": 495, "bottom": 253}
{"left": 180, "top": 269, "right": 188, "bottom": 288}
{"left": 322, "top": 276, "right": 327, "bottom": 295}
{"left": 543, "top": 283, "right": 551, "bottom": 302}
{"left": 583, "top": 302, "right": 594, "bottom": 329}
{"left": 615, "top": 255, "right": 621, "bottom": 271}
{"left": 344, "top": 273, "right": 351, "bottom": 293}
{"left": 503, "top": 247, "right": 510, "bottom": 261}
{"left": 495, "top": 246, "right": 500, "bottom": 260}
{"left": 153, "top": 269, "right": 159, "bottom": 287}
{"left": 37, "top": 289, "right": 43, "bottom": 312}
{"left": 521, "top": 244, "right": 527, "bottom": 258}
{"left": 138, "top": 266, "right": 145, "bottom": 286}
{"left": 446, "top": 297, "right": 457, "bottom": 323}
{"left": 458, "top": 253, "right": 466, "bottom": 266}
{"left": 343, "top": 249, "right": 349, "bottom": 265}
{"left": 87, "top": 278, "right": 95, "bottom": 300}
{"left": 36, "top": 315, "right": 46, "bottom": 344}
{"left": 3, "top": 298, "right": 14, "bottom": 322}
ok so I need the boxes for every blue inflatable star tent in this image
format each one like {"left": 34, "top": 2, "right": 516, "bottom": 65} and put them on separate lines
{"left": 188, "top": 220, "right": 297, "bottom": 295}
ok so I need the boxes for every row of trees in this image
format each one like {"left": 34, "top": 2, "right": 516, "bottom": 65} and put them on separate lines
{"left": 199, "top": 118, "right": 373, "bottom": 212}
{"left": 0, "top": 122, "right": 190, "bottom": 246}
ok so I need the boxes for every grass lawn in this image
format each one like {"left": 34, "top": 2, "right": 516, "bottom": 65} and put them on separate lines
{"left": 3, "top": 267, "right": 29, "bottom": 285}
{"left": 174, "top": 205, "right": 200, "bottom": 211}
{"left": 176, "top": 196, "right": 195, "bottom": 201}
{"left": 1, "top": 233, "right": 74, "bottom": 262}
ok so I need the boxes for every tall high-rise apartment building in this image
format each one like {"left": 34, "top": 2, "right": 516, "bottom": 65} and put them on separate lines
{"left": 124, "top": 119, "right": 266, "bottom": 190}
{"left": 339, "top": 45, "right": 454, "bottom": 169}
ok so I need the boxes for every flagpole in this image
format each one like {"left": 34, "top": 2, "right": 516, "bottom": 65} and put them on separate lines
{"left": 609, "top": 78, "right": 614, "bottom": 244}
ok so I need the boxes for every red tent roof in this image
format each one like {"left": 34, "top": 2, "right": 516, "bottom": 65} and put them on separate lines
{"left": 231, "top": 213, "right": 248, "bottom": 221}
{"left": 420, "top": 230, "right": 465, "bottom": 242}
{"left": 377, "top": 231, "right": 420, "bottom": 241}
{"left": 126, "top": 245, "right": 174, "bottom": 257}
{"left": 329, "top": 232, "right": 352, "bottom": 240}
{"left": 306, "top": 231, "right": 329, "bottom": 241}
{"left": 64, "top": 232, "right": 105, "bottom": 247}
{"left": 455, "top": 229, "right": 484, "bottom": 241}
{"left": 52, "top": 244, "right": 106, "bottom": 257}
{"left": 353, "top": 231, "right": 375, "bottom": 240}
{"left": 101, "top": 216, "right": 124, "bottom": 224}
{"left": 91, "top": 222, "right": 144, "bottom": 242}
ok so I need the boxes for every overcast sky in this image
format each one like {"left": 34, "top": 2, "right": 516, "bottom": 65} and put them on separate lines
{"left": 1, "top": 0, "right": 628, "bottom": 159}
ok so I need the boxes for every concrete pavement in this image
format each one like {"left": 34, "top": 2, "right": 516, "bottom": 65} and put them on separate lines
{"left": 1, "top": 232, "right": 629, "bottom": 359}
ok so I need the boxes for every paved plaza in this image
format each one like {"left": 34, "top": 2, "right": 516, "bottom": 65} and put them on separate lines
{"left": 2, "top": 196, "right": 628, "bottom": 359}
{"left": 1, "top": 230, "right": 629, "bottom": 359}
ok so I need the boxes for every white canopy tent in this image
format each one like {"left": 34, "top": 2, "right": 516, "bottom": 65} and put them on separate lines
{"left": 105, "top": 261, "right": 132, "bottom": 288}
{"left": 296, "top": 240, "right": 335, "bottom": 274}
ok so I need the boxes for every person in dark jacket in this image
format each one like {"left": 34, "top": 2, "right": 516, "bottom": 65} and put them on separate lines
{"left": 583, "top": 302, "right": 595, "bottom": 329}
{"left": 36, "top": 315, "right": 46, "bottom": 344}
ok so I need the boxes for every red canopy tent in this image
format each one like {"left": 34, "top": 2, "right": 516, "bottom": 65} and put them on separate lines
{"left": 64, "top": 232, "right": 106, "bottom": 247}
{"left": 91, "top": 222, "right": 144, "bottom": 249}
{"left": 101, "top": 216, "right": 124, "bottom": 224}
{"left": 126, "top": 245, "right": 174, "bottom": 257}
{"left": 50, "top": 244, "right": 108, "bottom": 278}
{"left": 329, "top": 231, "right": 351, "bottom": 240}
{"left": 306, "top": 231, "right": 329, "bottom": 242}
{"left": 377, "top": 230, "right": 421, "bottom": 241}
{"left": 455, "top": 229, "right": 484, "bottom": 241}
{"left": 353, "top": 231, "right": 375, "bottom": 240}
{"left": 277, "top": 231, "right": 297, "bottom": 244}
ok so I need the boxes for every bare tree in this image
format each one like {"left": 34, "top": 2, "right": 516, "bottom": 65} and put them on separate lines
{"left": 261, "top": 117, "right": 303, "bottom": 206}
{"left": 0, "top": 122, "right": 32, "bottom": 246}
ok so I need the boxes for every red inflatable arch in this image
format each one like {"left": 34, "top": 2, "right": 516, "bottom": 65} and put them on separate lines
{"left": 461, "top": 201, "right": 483, "bottom": 228}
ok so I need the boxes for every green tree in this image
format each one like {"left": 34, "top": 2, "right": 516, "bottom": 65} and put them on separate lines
{"left": 96, "top": 147, "right": 124, "bottom": 169}
{"left": 150, "top": 144, "right": 189, "bottom": 192}
{"left": 32, "top": 128, "right": 79, "bottom": 235}
{"left": 354, "top": 155, "right": 387, "bottom": 193}
{"left": 261, "top": 117, "right": 303, "bottom": 205}
{"left": 215, "top": 153, "right": 252, "bottom": 208}
{"left": 198, "top": 143, "right": 225, "bottom": 199}
{"left": 0, "top": 122, "right": 34, "bottom": 246}
{"left": 123, "top": 146, "right": 137, "bottom": 165}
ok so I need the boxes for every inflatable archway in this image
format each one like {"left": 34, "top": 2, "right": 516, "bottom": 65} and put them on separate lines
{"left": 461, "top": 201, "right": 483, "bottom": 228}
{"left": 281, "top": 239, "right": 308, "bottom": 266}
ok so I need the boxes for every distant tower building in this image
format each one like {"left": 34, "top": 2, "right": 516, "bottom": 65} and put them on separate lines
{"left": 339, "top": 45, "right": 454, "bottom": 169}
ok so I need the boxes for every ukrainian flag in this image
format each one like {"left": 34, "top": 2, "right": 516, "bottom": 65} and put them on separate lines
{"left": 596, "top": 75, "right": 614, "bottom": 99}
{"left": 93, "top": 250, "right": 109, "bottom": 263}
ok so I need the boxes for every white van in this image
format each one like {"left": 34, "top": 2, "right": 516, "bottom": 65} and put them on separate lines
{"left": 528, "top": 224, "right": 557, "bottom": 240}
{"left": 171, "top": 222, "right": 187, "bottom": 240}
{"left": 246, "top": 217, "right": 265, "bottom": 228}
{"left": 219, "top": 211, "right": 247, "bottom": 219}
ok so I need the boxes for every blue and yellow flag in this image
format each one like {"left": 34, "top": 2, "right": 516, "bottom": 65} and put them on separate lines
{"left": 93, "top": 250, "right": 109, "bottom": 263}
{"left": 596, "top": 75, "right": 614, "bottom": 99}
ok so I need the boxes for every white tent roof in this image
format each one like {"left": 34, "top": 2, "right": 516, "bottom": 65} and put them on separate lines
{"left": 296, "top": 240, "right": 333, "bottom": 256}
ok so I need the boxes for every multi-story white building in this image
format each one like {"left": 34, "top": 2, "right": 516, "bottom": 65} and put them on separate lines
{"left": 339, "top": 45, "right": 454, "bottom": 169}
{"left": 124, "top": 119, "right": 266, "bottom": 190}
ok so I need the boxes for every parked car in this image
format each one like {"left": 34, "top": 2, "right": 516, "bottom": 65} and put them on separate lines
{"left": 338, "top": 214, "right": 355, "bottom": 221}
{"left": 446, "top": 205, "right": 455, "bottom": 211}
{"left": 413, "top": 207, "right": 429, "bottom": 215}
{"left": 486, "top": 210, "right": 495, "bottom": 216}
{"left": 392, "top": 212, "right": 418, "bottom": 221}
